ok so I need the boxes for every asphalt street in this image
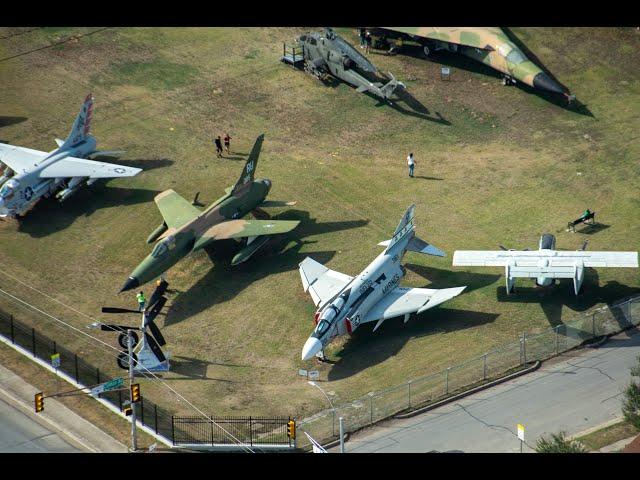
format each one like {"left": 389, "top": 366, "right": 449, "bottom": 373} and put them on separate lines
{"left": 336, "top": 328, "right": 640, "bottom": 453}
{"left": 0, "top": 394, "right": 80, "bottom": 452}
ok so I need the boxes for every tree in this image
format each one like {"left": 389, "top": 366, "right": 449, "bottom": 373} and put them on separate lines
{"left": 622, "top": 355, "right": 640, "bottom": 429}
{"left": 535, "top": 431, "right": 588, "bottom": 453}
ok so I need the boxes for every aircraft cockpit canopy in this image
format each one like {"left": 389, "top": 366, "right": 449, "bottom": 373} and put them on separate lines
{"left": 0, "top": 179, "right": 19, "bottom": 199}
{"left": 151, "top": 235, "right": 176, "bottom": 258}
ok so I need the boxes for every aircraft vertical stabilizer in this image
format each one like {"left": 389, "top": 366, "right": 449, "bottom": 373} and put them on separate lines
{"left": 62, "top": 93, "right": 94, "bottom": 148}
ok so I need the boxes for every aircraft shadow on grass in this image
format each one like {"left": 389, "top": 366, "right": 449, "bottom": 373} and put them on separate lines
{"left": 571, "top": 223, "right": 611, "bottom": 235}
{"left": 165, "top": 354, "right": 246, "bottom": 382}
{"left": 395, "top": 43, "right": 593, "bottom": 117}
{"left": 368, "top": 88, "right": 452, "bottom": 125}
{"left": 16, "top": 183, "right": 161, "bottom": 238}
{"left": 96, "top": 156, "right": 175, "bottom": 172}
{"left": 163, "top": 210, "right": 370, "bottom": 326}
{"left": 0, "top": 116, "right": 28, "bottom": 128}
{"left": 494, "top": 269, "right": 640, "bottom": 329}
{"left": 327, "top": 306, "right": 499, "bottom": 381}
{"left": 405, "top": 263, "right": 501, "bottom": 294}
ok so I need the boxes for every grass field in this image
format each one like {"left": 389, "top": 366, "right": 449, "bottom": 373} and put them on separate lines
{"left": 0, "top": 27, "right": 638, "bottom": 421}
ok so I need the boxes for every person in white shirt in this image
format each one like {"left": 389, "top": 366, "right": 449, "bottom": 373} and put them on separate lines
{"left": 407, "top": 153, "right": 415, "bottom": 177}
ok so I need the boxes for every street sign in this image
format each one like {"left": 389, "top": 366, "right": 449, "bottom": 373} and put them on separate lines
{"left": 298, "top": 369, "right": 308, "bottom": 377}
{"left": 51, "top": 353, "right": 60, "bottom": 369}
{"left": 308, "top": 371, "right": 320, "bottom": 381}
{"left": 90, "top": 377, "right": 124, "bottom": 396}
{"left": 517, "top": 423, "right": 525, "bottom": 441}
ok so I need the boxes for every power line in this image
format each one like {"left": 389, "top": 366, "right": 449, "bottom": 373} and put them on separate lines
{"left": 0, "top": 270, "right": 257, "bottom": 452}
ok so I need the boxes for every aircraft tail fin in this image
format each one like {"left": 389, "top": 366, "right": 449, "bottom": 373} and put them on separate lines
{"left": 382, "top": 204, "right": 416, "bottom": 253}
{"left": 62, "top": 93, "right": 94, "bottom": 148}
{"left": 231, "top": 134, "right": 263, "bottom": 195}
{"left": 380, "top": 72, "right": 405, "bottom": 99}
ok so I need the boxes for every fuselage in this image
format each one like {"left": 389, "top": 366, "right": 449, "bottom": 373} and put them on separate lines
{"left": 123, "top": 179, "right": 272, "bottom": 291}
{"left": 0, "top": 136, "right": 98, "bottom": 217}
{"left": 534, "top": 233, "right": 557, "bottom": 287}
{"left": 301, "top": 238, "right": 407, "bottom": 360}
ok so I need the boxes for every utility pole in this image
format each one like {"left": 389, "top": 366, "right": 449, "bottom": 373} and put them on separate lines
{"left": 127, "top": 328, "right": 138, "bottom": 452}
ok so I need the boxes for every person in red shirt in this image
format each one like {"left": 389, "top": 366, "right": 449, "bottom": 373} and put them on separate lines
{"left": 224, "top": 133, "right": 232, "bottom": 154}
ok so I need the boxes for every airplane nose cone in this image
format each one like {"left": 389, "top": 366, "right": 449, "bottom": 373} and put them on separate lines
{"left": 120, "top": 276, "right": 140, "bottom": 293}
{"left": 532, "top": 72, "right": 566, "bottom": 95}
{"left": 301, "top": 337, "right": 323, "bottom": 361}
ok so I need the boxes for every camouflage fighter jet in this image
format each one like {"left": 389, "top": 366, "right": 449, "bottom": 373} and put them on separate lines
{"left": 0, "top": 93, "right": 140, "bottom": 218}
{"left": 292, "top": 28, "right": 405, "bottom": 101}
{"left": 369, "top": 27, "right": 572, "bottom": 99}
{"left": 120, "top": 134, "right": 300, "bottom": 292}
{"left": 299, "top": 204, "right": 466, "bottom": 361}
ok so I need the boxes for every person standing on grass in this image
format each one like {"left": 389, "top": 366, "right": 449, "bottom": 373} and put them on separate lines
{"left": 358, "top": 28, "right": 366, "bottom": 48}
{"left": 364, "top": 30, "right": 372, "bottom": 54}
{"left": 407, "top": 153, "right": 415, "bottom": 178}
{"left": 224, "top": 133, "right": 232, "bottom": 154}
{"left": 214, "top": 135, "right": 223, "bottom": 157}
{"left": 136, "top": 291, "right": 146, "bottom": 312}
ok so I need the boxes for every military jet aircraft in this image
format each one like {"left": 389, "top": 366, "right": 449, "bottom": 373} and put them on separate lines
{"left": 0, "top": 93, "right": 140, "bottom": 218}
{"left": 299, "top": 204, "right": 466, "bottom": 361}
{"left": 292, "top": 28, "right": 405, "bottom": 101}
{"left": 369, "top": 28, "right": 572, "bottom": 99}
{"left": 453, "top": 234, "right": 638, "bottom": 295}
{"left": 120, "top": 134, "right": 300, "bottom": 292}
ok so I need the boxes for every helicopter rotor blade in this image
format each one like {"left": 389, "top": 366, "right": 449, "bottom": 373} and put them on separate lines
{"left": 102, "top": 307, "right": 140, "bottom": 314}
{"left": 147, "top": 320, "right": 167, "bottom": 347}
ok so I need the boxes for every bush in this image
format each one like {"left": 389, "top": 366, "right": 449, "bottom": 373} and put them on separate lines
{"left": 622, "top": 355, "right": 640, "bottom": 429}
{"left": 535, "top": 432, "right": 588, "bottom": 453}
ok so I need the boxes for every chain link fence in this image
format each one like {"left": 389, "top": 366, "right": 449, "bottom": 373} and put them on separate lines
{"left": 297, "top": 295, "right": 640, "bottom": 449}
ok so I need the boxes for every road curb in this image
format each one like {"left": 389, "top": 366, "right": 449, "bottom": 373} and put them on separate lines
{"left": 394, "top": 361, "right": 542, "bottom": 419}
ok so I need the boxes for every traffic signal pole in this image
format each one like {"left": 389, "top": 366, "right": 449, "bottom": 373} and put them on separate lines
{"left": 127, "top": 328, "right": 138, "bottom": 452}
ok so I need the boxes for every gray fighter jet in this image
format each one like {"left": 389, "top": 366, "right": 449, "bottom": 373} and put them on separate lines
{"left": 293, "top": 28, "right": 405, "bottom": 101}
{"left": 0, "top": 93, "right": 140, "bottom": 218}
{"left": 299, "top": 205, "right": 466, "bottom": 361}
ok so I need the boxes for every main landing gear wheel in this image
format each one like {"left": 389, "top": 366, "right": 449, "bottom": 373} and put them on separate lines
{"left": 423, "top": 45, "right": 431, "bottom": 57}
{"left": 117, "top": 351, "right": 138, "bottom": 370}
{"left": 118, "top": 331, "right": 139, "bottom": 349}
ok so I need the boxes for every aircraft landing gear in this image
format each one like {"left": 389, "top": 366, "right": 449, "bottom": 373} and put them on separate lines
{"left": 423, "top": 45, "right": 431, "bottom": 57}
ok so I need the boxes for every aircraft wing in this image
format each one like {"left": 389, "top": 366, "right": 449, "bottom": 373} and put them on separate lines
{"left": 202, "top": 219, "right": 300, "bottom": 241}
{"left": 453, "top": 250, "right": 638, "bottom": 269}
{"left": 361, "top": 286, "right": 466, "bottom": 326}
{"left": 0, "top": 143, "right": 47, "bottom": 173}
{"left": 154, "top": 189, "right": 201, "bottom": 229}
{"left": 38, "top": 156, "right": 141, "bottom": 179}
{"left": 381, "top": 27, "right": 504, "bottom": 50}
{"left": 299, "top": 256, "right": 353, "bottom": 307}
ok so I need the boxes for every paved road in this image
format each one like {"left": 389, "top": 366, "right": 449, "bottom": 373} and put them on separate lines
{"left": 0, "top": 394, "right": 80, "bottom": 452}
{"left": 337, "top": 328, "right": 640, "bottom": 453}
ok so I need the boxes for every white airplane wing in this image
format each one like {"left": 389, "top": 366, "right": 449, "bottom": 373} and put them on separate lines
{"left": 38, "top": 156, "right": 141, "bottom": 179}
{"left": 361, "top": 286, "right": 466, "bottom": 329}
{"left": 299, "top": 256, "right": 353, "bottom": 308}
{"left": 453, "top": 250, "right": 638, "bottom": 270}
{"left": 0, "top": 144, "right": 47, "bottom": 173}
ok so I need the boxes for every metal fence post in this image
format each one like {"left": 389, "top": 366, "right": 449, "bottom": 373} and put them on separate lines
{"left": 332, "top": 409, "right": 336, "bottom": 437}
{"left": 445, "top": 368, "right": 450, "bottom": 394}
{"left": 249, "top": 416, "right": 253, "bottom": 447}
{"left": 10, "top": 315, "right": 14, "bottom": 343}
{"left": 96, "top": 368, "right": 100, "bottom": 384}
{"left": 52, "top": 341, "right": 57, "bottom": 355}
{"left": 74, "top": 354, "right": 79, "bottom": 383}
{"left": 31, "top": 328, "right": 36, "bottom": 356}
{"left": 154, "top": 404, "right": 158, "bottom": 434}
{"left": 369, "top": 394, "right": 373, "bottom": 425}
{"left": 483, "top": 353, "right": 487, "bottom": 380}
{"left": 140, "top": 397, "right": 145, "bottom": 425}
{"left": 171, "top": 415, "right": 175, "bottom": 445}
{"left": 408, "top": 380, "right": 412, "bottom": 409}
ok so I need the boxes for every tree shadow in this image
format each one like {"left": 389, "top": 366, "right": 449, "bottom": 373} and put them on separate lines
{"left": 163, "top": 210, "right": 369, "bottom": 326}
{"left": 327, "top": 307, "right": 499, "bottom": 381}
{"left": 17, "top": 184, "right": 161, "bottom": 238}
{"left": 96, "top": 156, "right": 174, "bottom": 172}
{"left": 495, "top": 269, "right": 640, "bottom": 328}
{"left": 0, "top": 116, "right": 27, "bottom": 128}
{"left": 405, "top": 263, "right": 501, "bottom": 294}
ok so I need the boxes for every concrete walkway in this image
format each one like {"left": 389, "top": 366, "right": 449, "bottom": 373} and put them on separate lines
{"left": 0, "top": 363, "right": 127, "bottom": 452}
{"left": 333, "top": 328, "right": 640, "bottom": 453}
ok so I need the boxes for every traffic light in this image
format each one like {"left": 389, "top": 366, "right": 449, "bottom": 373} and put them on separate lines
{"left": 286, "top": 419, "right": 296, "bottom": 439}
{"left": 131, "top": 383, "right": 141, "bottom": 403}
{"left": 34, "top": 392, "right": 44, "bottom": 413}
{"left": 123, "top": 406, "right": 133, "bottom": 416}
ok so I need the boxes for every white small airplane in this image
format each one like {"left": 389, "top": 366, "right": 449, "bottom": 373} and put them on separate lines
{"left": 453, "top": 233, "right": 638, "bottom": 295}
{"left": 0, "top": 93, "right": 140, "bottom": 218}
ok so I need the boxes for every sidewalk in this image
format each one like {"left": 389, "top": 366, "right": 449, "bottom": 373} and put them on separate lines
{"left": 0, "top": 363, "right": 127, "bottom": 453}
